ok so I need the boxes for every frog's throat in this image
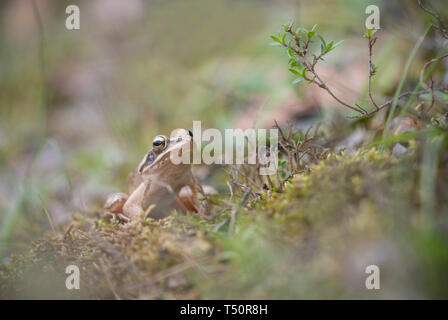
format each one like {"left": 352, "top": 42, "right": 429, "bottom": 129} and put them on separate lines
{"left": 138, "top": 150, "right": 156, "bottom": 174}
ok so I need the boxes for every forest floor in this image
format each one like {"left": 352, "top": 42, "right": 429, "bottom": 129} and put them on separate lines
{"left": 2, "top": 141, "right": 448, "bottom": 299}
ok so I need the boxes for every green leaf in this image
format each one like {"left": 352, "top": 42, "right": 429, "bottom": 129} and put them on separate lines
{"left": 287, "top": 47, "right": 295, "bottom": 58}
{"left": 317, "top": 34, "right": 326, "bottom": 49}
{"left": 288, "top": 68, "right": 301, "bottom": 76}
{"left": 333, "top": 39, "right": 344, "bottom": 49}
{"left": 367, "top": 131, "right": 419, "bottom": 147}
{"left": 419, "top": 91, "right": 448, "bottom": 101}
{"left": 326, "top": 40, "right": 334, "bottom": 51}
{"left": 368, "top": 128, "right": 443, "bottom": 148}
{"left": 271, "top": 35, "right": 281, "bottom": 43}
{"left": 281, "top": 33, "right": 287, "bottom": 44}
{"left": 435, "top": 91, "right": 448, "bottom": 101}
{"left": 269, "top": 42, "right": 282, "bottom": 47}
{"left": 307, "top": 31, "right": 315, "bottom": 39}
{"left": 311, "top": 24, "right": 318, "bottom": 32}
{"left": 301, "top": 67, "right": 307, "bottom": 77}
{"left": 278, "top": 160, "right": 287, "bottom": 167}
{"left": 292, "top": 77, "right": 305, "bottom": 84}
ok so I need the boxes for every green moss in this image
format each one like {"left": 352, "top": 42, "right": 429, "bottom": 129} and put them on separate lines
{"left": 2, "top": 147, "right": 448, "bottom": 299}
{"left": 198, "top": 147, "right": 448, "bottom": 299}
{"left": 0, "top": 213, "right": 215, "bottom": 299}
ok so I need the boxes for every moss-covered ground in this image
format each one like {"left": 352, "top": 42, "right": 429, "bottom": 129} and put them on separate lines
{"left": 2, "top": 144, "right": 447, "bottom": 299}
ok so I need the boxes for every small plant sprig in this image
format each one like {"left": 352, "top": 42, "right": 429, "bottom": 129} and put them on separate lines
{"left": 272, "top": 23, "right": 448, "bottom": 119}
{"left": 271, "top": 23, "right": 367, "bottom": 115}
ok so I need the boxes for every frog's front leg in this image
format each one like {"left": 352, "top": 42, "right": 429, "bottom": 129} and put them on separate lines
{"left": 104, "top": 192, "right": 131, "bottom": 222}
{"left": 175, "top": 178, "right": 209, "bottom": 215}
{"left": 175, "top": 185, "right": 199, "bottom": 213}
{"left": 122, "top": 180, "right": 151, "bottom": 218}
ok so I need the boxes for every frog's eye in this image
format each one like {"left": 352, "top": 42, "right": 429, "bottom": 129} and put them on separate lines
{"left": 152, "top": 135, "right": 167, "bottom": 151}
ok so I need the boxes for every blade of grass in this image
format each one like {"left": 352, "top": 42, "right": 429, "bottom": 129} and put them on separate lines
{"left": 420, "top": 132, "right": 446, "bottom": 221}
{"left": 31, "top": 0, "right": 48, "bottom": 143}
{"left": 381, "top": 25, "right": 431, "bottom": 145}
{"left": 38, "top": 194, "right": 56, "bottom": 235}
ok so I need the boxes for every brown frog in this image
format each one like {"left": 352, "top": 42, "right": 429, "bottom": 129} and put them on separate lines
{"left": 104, "top": 129, "right": 200, "bottom": 221}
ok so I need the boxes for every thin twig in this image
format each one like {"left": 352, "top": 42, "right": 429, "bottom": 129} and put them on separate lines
{"left": 367, "top": 33, "right": 379, "bottom": 110}
{"left": 419, "top": 53, "right": 448, "bottom": 89}
{"left": 418, "top": 0, "right": 448, "bottom": 39}
{"left": 348, "top": 86, "right": 448, "bottom": 118}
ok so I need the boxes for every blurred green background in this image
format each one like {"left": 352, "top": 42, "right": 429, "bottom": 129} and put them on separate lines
{"left": 0, "top": 0, "right": 445, "bottom": 262}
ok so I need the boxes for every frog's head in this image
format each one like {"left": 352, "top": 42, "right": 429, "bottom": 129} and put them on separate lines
{"left": 138, "top": 129, "right": 194, "bottom": 178}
